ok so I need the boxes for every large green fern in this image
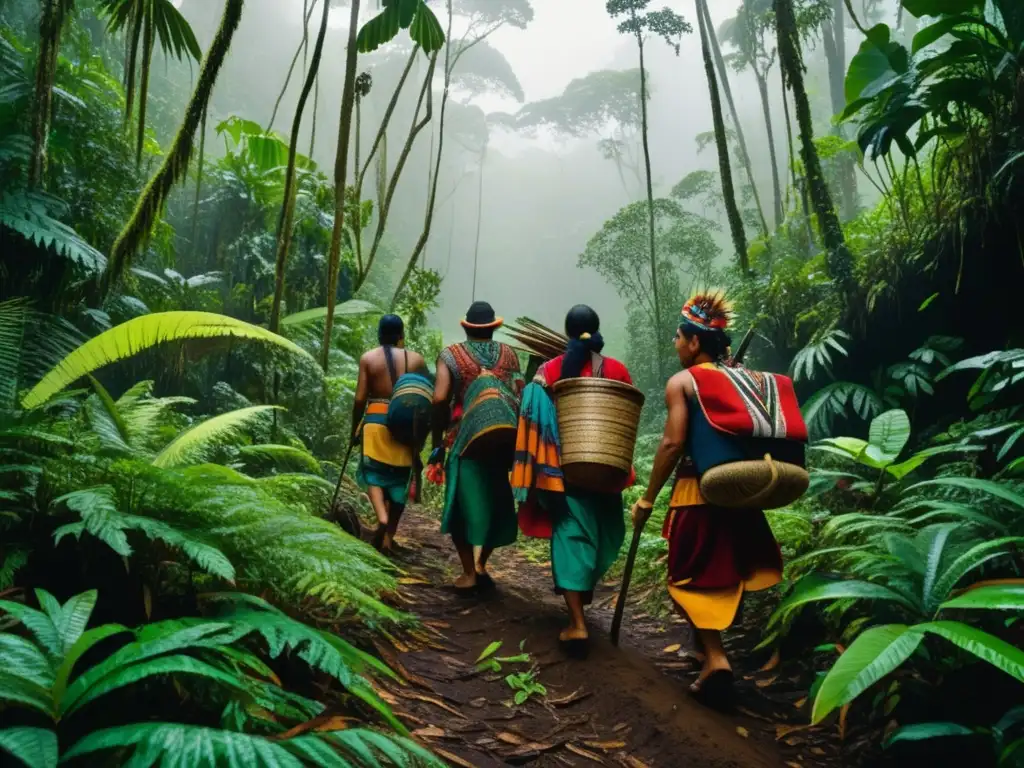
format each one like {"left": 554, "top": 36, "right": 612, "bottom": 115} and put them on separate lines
{"left": 0, "top": 189, "right": 106, "bottom": 276}
{"left": 22, "top": 312, "right": 316, "bottom": 409}
{"left": 152, "top": 405, "right": 281, "bottom": 468}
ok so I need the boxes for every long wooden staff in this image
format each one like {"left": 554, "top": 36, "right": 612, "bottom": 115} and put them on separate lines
{"left": 328, "top": 437, "right": 357, "bottom": 513}
{"left": 610, "top": 325, "right": 757, "bottom": 646}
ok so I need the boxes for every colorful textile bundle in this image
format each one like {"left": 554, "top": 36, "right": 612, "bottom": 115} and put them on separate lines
{"left": 511, "top": 382, "right": 565, "bottom": 502}
{"left": 451, "top": 373, "right": 519, "bottom": 459}
{"left": 386, "top": 372, "right": 433, "bottom": 447}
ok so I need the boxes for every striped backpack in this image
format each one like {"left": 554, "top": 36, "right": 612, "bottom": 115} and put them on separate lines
{"left": 383, "top": 347, "right": 433, "bottom": 447}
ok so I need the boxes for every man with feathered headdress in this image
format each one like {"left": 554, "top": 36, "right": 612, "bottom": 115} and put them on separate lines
{"left": 631, "top": 293, "right": 796, "bottom": 710}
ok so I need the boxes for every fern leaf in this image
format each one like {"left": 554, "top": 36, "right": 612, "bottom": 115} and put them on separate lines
{"left": 153, "top": 406, "right": 281, "bottom": 468}
{"left": 22, "top": 312, "right": 316, "bottom": 409}
{"left": 0, "top": 727, "right": 58, "bottom": 768}
{"left": 0, "top": 191, "right": 106, "bottom": 275}
{"left": 0, "top": 599, "right": 61, "bottom": 663}
{"left": 86, "top": 376, "right": 133, "bottom": 453}
{"left": 53, "top": 590, "right": 98, "bottom": 654}
{"left": 235, "top": 444, "right": 322, "bottom": 475}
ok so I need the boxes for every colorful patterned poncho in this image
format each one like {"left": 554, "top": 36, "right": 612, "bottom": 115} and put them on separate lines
{"left": 511, "top": 382, "right": 565, "bottom": 538}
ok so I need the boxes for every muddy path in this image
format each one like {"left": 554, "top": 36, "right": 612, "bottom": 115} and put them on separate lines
{"left": 370, "top": 510, "right": 845, "bottom": 768}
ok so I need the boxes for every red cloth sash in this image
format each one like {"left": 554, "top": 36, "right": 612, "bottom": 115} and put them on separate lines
{"left": 689, "top": 363, "right": 808, "bottom": 442}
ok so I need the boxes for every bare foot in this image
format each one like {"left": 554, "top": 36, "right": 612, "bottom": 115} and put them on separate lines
{"left": 453, "top": 572, "right": 477, "bottom": 590}
{"left": 559, "top": 626, "right": 589, "bottom": 643}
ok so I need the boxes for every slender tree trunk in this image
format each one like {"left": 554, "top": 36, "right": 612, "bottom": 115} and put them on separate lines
{"left": 135, "top": 5, "right": 155, "bottom": 164}
{"left": 269, "top": 0, "right": 331, "bottom": 334}
{"left": 268, "top": 0, "right": 318, "bottom": 132}
{"left": 190, "top": 104, "right": 207, "bottom": 256}
{"left": 823, "top": 0, "right": 857, "bottom": 219}
{"left": 698, "top": 0, "right": 768, "bottom": 239}
{"left": 309, "top": 72, "right": 319, "bottom": 158}
{"left": 471, "top": 142, "right": 486, "bottom": 300}
{"left": 29, "top": 0, "right": 67, "bottom": 188}
{"left": 391, "top": 1, "right": 454, "bottom": 308}
{"left": 635, "top": 25, "right": 665, "bottom": 385}
{"left": 696, "top": 0, "right": 748, "bottom": 273}
{"left": 756, "top": 70, "right": 784, "bottom": 228}
{"left": 104, "top": 0, "right": 246, "bottom": 296}
{"left": 320, "top": 0, "right": 361, "bottom": 371}
{"left": 774, "top": 0, "right": 855, "bottom": 297}
{"left": 124, "top": 6, "right": 143, "bottom": 128}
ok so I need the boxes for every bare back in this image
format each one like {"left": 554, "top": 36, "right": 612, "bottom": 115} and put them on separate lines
{"left": 357, "top": 346, "right": 427, "bottom": 401}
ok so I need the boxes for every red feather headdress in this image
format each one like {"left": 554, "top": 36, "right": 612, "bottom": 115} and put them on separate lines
{"left": 679, "top": 291, "right": 732, "bottom": 332}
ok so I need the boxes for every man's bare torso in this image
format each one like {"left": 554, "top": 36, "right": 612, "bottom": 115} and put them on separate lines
{"left": 360, "top": 346, "right": 427, "bottom": 400}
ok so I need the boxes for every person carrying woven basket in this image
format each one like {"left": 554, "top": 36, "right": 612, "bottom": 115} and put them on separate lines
{"left": 428, "top": 302, "right": 524, "bottom": 593}
{"left": 631, "top": 294, "right": 790, "bottom": 710}
{"left": 351, "top": 314, "right": 429, "bottom": 553}
{"left": 513, "top": 305, "right": 634, "bottom": 656}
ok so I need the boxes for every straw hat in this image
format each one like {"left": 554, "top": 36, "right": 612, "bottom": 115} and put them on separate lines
{"left": 460, "top": 301, "right": 503, "bottom": 330}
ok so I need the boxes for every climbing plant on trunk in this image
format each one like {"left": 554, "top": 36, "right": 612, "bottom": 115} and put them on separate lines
{"left": 695, "top": 0, "right": 748, "bottom": 273}
{"left": 773, "top": 0, "right": 855, "bottom": 300}
{"left": 606, "top": 0, "right": 690, "bottom": 384}
{"left": 103, "top": 0, "right": 246, "bottom": 296}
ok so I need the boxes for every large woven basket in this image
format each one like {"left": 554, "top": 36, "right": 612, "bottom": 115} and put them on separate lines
{"left": 553, "top": 378, "right": 645, "bottom": 493}
{"left": 699, "top": 455, "right": 809, "bottom": 510}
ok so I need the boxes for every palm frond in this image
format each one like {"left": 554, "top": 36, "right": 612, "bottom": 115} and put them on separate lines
{"left": 153, "top": 406, "right": 280, "bottom": 469}
{"left": 802, "top": 380, "right": 884, "bottom": 439}
{"left": 501, "top": 317, "right": 567, "bottom": 361}
{"left": 234, "top": 445, "right": 322, "bottom": 476}
{"left": 791, "top": 329, "right": 851, "bottom": 383}
{"left": 280, "top": 300, "right": 380, "bottom": 329}
{"left": 0, "top": 190, "right": 107, "bottom": 276}
{"left": 52, "top": 486, "right": 235, "bottom": 581}
{"left": 22, "top": 312, "right": 315, "bottom": 409}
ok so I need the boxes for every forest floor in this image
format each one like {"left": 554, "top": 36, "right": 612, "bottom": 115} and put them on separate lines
{"left": 367, "top": 509, "right": 859, "bottom": 768}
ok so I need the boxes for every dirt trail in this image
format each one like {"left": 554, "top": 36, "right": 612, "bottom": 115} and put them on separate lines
{"left": 371, "top": 510, "right": 835, "bottom": 768}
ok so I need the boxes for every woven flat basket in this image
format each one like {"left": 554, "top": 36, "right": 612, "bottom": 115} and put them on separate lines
{"left": 699, "top": 455, "right": 809, "bottom": 510}
{"left": 553, "top": 377, "right": 645, "bottom": 493}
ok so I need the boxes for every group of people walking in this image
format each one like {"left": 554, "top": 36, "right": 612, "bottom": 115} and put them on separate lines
{"left": 349, "top": 295, "right": 798, "bottom": 709}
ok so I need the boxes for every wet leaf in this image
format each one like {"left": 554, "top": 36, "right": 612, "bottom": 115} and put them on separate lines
{"left": 398, "top": 576, "right": 430, "bottom": 585}
{"left": 411, "top": 725, "right": 446, "bottom": 739}
{"left": 735, "top": 726, "right": 750, "bottom": 738}
{"left": 758, "top": 649, "right": 781, "bottom": 672}
{"left": 497, "top": 732, "right": 526, "bottom": 745}
{"left": 584, "top": 740, "right": 628, "bottom": 750}
{"left": 476, "top": 640, "right": 503, "bottom": 663}
{"left": 567, "top": 743, "right": 605, "bottom": 763}
{"left": 755, "top": 675, "right": 778, "bottom": 688}
{"left": 662, "top": 643, "right": 682, "bottom": 653}
{"left": 434, "top": 748, "right": 476, "bottom": 768}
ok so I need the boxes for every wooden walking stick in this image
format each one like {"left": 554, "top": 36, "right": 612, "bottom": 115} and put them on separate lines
{"left": 328, "top": 436, "right": 357, "bottom": 513}
{"left": 610, "top": 325, "right": 757, "bottom": 646}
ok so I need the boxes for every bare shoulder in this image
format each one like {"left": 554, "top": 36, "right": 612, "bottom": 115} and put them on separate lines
{"left": 359, "top": 347, "right": 381, "bottom": 367}
{"left": 666, "top": 370, "right": 693, "bottom": 399}
{"left": 407, "top": 349, "right": 427, "bottom": 369}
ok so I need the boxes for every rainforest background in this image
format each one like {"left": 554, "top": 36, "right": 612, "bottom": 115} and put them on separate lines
{"left": 1, "top": 0, "right": 1023, "bottom": 765}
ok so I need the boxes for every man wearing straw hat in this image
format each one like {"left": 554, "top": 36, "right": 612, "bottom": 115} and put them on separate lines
{"left": 428, "top": 301, "right": 524, "bottom": 592}
{"left": 351, "top": 314, "right": 428, "bottom": 553}
{"left": 631, "top": 294, "right": 785, "bottom": 710}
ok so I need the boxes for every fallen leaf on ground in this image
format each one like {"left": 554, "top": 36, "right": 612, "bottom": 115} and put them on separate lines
{"left": 550, "top": 689, "right": 592, "bottom": 707}
{"left": 758, "top": 649, "right": 781, "bottom": 672}
{"left": 775, "top": 724, "right": 811, "bottom": 740}
{"left": 616, "top": 756, "right": 651, "bottom": 768}
{"left": 735, "top": 726, "right": 749, "bottom": 738}
{"left": 469, "top": 697, "right": 487, "bottom": 708}
{"left": 497, "top": 732, "right": 527, "bottom": 746}
{"left": 433, "top": 748, "right": 476, "bottom": 768}
{"left": 272, "top": 714, "right": 351, "bottom": 740}
{"left": 662, "top": 643, "right": 682, "bottom": 653}
{"left": 755, "top": 675, "right": 778, "bottom": 689}
{"left": 794, "top": 697, "right": 807, "bottom": 709}
{"left": 394, "top": 691, "right": 468, "bottom": 720}
{"left": 810, "top": 747, "right": 826, "bottom": 756}
{"left": 505, "top": 742, "right": 559, "bottom": 758}
{"left": 613, "top": 723, "right": 630, "bottom": 732}
{"left": 566, "top": 743, "right": 605, "bottom": 763}
{"left": 425, "top": 620, "right": 451, "bottom": 629}
{"left": 398, "top": 577, "right": 430, "bottom": 585}
{"left": 584, "top": 740, "right": 627, "bottom": 751}
{"left": 411, "top": 726, "right": 446, "bottom": 739}
{"left": 785, "top": 762, "right": 802, "bottom": 768}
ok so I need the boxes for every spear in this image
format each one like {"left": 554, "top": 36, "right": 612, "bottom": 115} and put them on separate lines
{"left": 610, "top": 324, "right": 756, "bottom": 646}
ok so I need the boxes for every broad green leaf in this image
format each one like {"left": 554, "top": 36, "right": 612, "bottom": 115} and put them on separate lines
{"left": 0, "top": 727, "right": 58, "bottom": 768}
{"left": 771, "top": 575, "right": 918, "bottom": 630}
{"left": 280, "top": 300, "right": 379, "bottom": 328}
{"left": 886, "top": 444, "right": 982, "bottom": 480}
{"left": 884, "top": 722, "right": 975, "bottom": 748}
{"left": 917, "top": 621, "right": 1024, "bottom": 683}
{"left": 932, "top": 537, "right": 1024, "bottom": 600}
{"left": 0, "top": 671, "right": 54, "bottom": 716}
{"left": 476, "top": 640, "right": 503, "bottom": 663}
{"left": 22, "top": 312, "right": 316, "bottom": 408}
{"left": 908, "top": 477, "right": 1024, "bottom": 510}
{"left": 408, "top": 1, "right": 445, "bottom": 53}
{"left": 869, "top": 409, "right": 911, "bottom": 458}
{"left": 940, "top": 582, "right": 1024, "bottom": 612}
{"left": 902, "top": 0, "right": 984, "bottom": 19}
{"left": 0, "top": 600, "right": 61, "bottom": 662}
{"left": 54, "top": 590, "right": 97, "bottom": 653}
{"left": 815, "top": 436, "right": 869, "bottom": 457}
{"left": 812, "top": 624, "right": 922, "bottom": 724}
{"left": 152, "top": 405, "right": 281, "bottom": 468}
{"left": 0, "top": 634, "right": 54, "bottom": 687}
{"left": 52, "top": 624, "right": 130, "bottom": 706}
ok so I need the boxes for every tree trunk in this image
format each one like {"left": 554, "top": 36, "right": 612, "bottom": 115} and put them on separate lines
{"left": 320, "top": 0, "right": 361, "bottom": 371}
{"left": 190, "top": 104, "right": 207, "bottom": 256}
{"left": 471, "top": 142, "right": 486, "bottom": 300}
{"left": 135, "top": 4, "right": 155, "bottom": 165}
{"left": 636, "top": 25, "right": 665, "bottom": 385}
{"left": 696, "top": 0, "right": 749, "bottom": 273}
{"left": 124, "top": 6, "right": 143, "bottom": 129}
{"left": 756, "top": 70, "right": 784, "bottom": 228}
{"left": 698, "top": 0, "right": 768, "bottom": 239}
{"left": 269, "top": 0, "right": 331, "bottom": 334}
{"left": 823, "top": 0, "right": 857, "bottom": 220}
{"left": 774, "top": 0, "right": 855, "bottom": 297}
{"left": 104, "top": 0, "right": 246, "bottom": 296}
{"left": 391, "top": 1, "right": 454, "bottom": 308}
{"left": 29, "top": 0, "right": 68, "bottom": 188}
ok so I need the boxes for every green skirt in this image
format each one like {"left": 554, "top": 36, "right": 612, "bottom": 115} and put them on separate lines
{"left": 440, "top": 456, "right": 518, "bottom": 548}
{"left": 541, "top": 488, "right": 625, "bottom": 599}
{"left": 357, "top": 456, "right": 411, "bottom": 505}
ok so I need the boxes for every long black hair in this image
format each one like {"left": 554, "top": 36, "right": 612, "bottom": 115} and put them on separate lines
{"left": 561, "top": 304, "right": 604, "bottom": 379}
